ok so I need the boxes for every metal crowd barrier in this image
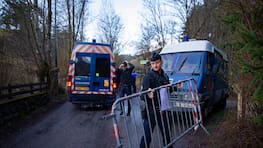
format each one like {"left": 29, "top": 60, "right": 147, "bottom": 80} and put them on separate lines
{"left": 104, "top": 78, "right": 210, "bottom": 148}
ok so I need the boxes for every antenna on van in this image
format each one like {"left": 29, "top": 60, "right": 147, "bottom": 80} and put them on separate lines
{"left": 208, "top": 33, "right": 212, "bottom": 39}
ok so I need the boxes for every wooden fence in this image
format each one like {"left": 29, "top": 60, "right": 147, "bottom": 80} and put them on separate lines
{"left": 0, "top": 82, "right": 48, "bottom": 105}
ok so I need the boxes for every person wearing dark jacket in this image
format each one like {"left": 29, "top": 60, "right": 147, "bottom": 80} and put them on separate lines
{"left": 116, "top": 61, "right": 135, "bottom": 116}
{"left": 140, "top": 52, "right": 171, "bottom": 148}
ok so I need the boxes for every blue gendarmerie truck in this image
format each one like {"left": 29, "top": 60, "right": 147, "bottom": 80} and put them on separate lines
{"left": 67, "top": 40, "right": 117, "bottom": 107}
{"left": 160, "top": 40, "right": 229, "bottom": 117}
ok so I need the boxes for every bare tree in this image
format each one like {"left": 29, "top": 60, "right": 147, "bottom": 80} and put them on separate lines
{"left": 136, "top": 24, "right": 156, "bottom": 54}
{"left": 65, "top": 0, "right": 90, "bottom": 50}
{"left": 55, "top": 0, "right": 90, "bottom": 89}
{"left": 167, "top": 0, "right": 198, "bottom": 25}
{"left": 165, "top": 0, "right": 200, "bottom": 40}
{"left": 0, "top": 0, "right": 91, "bottom": 93}
{"left": 183, "top": 0, "right": 238, "bottom": 46}
{"left": 137, "top": 0, "right": 177, "bottom": 54}
{"left": 0, "top": 0, "right": 50, "bottom": 86}
{"left": 97, "top": 0, "right": 123, "bottom": 53}
{"left": 142, "top": 0, "right": 166, "bottom": 48}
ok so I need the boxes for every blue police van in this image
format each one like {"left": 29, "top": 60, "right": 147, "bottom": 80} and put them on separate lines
{"left": 67, "top": 40, "right": 117, "bottom": 107}
{"left": 160, "top": 40, "right": 229, "bottom": 117}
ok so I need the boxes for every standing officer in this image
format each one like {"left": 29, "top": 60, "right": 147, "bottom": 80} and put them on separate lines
{"left": 116, "top": 60, "right": 135, "bottom": 116}
{"left": 140, "top": 52, "right": 171, "bottom": 148}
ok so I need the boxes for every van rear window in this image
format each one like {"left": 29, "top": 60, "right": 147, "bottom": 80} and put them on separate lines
{"left": 75, "top": 56, "right": 91, "bottom": 76}
{"left": 96, "top": 57, "right": 110, "bottom": 77}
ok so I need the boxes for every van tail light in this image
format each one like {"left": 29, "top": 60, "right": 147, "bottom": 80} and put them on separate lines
{"left": 112, "top": 82, "right": 117, "bottom": 89}
{"left": 112, "top": 77, "right": 118, "bottom": 94}
{"left": 67, "top": 75, "right": 73, "bottom": 93}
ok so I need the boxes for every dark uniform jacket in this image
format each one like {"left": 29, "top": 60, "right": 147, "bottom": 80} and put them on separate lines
{"left": 116, "top": 63, "right": 135, "bottom": 87}
{"left": 142, "top": 69, "right": 169, "bottom": 110}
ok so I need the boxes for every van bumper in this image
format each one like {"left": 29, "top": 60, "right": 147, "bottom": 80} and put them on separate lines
{"left": 68, "top": 94, "right": 116, "bottom": 106}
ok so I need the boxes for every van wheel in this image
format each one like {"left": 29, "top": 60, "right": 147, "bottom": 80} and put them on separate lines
{"left": 73, "top": 104, "right": 81, "bottom": 110}
{"left": 201, "top": 106, "right": 209, "bottom": 121}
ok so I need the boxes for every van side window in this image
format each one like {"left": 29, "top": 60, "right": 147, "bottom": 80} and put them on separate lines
{"left": 215, "top": 51, "right": 224, "bottom": 74}
{"left": 226, "top": 62, "right": 229, "bottom": 79}
{"left": 206, "top": 53, "right": 212, "bottom": 73}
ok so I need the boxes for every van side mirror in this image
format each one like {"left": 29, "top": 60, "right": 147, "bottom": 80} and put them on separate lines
{"left": 69, "top": 60, "right": 75, "bottom": 64}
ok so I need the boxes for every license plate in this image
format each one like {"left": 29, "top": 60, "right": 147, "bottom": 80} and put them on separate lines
{"left": 75, "top": 86, "right": 89, "bottom": 91}
{"left": 172, "top": 102, "right": 193, "bottom": 108}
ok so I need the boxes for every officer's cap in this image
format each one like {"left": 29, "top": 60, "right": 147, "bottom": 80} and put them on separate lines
{"left": 150, "top": 52, "right": 162, "bottom": 61}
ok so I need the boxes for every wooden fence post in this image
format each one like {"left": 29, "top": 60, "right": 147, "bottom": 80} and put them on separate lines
{"left": 237, "top": 91, "right": 242, "bottom": 120}
{"left": 40, "top": 83, "right": 42, "bottom": 92}
{"left": 8, "top": 84, "right": 12, "bottom": 99}
{"left": 233, "top": 84, "right": 242, "bottom": 120}
{"left": 30, "top": 84, "right": 34, "bottom": 94}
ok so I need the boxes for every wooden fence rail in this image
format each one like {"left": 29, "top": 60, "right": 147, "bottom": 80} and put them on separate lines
{"left": 0, "top": 82, "right": 48, "bottom": 104}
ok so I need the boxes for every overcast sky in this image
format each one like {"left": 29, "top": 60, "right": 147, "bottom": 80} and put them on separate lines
{"left": 85, "top": 0, "right": 143, "bottom": 55}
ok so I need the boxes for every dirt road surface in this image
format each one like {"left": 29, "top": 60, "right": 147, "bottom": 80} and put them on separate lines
{"left": 1, "top": 101, "right": 115, "bottom": 148}
{"left": 0, "top": 97, "right": 236, "bottom": 148}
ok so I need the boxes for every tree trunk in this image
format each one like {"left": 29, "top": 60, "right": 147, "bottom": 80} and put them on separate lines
{"left": 72, "top": 0, "right": 75, "bottom": 42}
{"left": 66, "top": 0, "right": 73, "bottom": 55}
{"left": 47, "top": 0, "right": 57, "bottom": 96}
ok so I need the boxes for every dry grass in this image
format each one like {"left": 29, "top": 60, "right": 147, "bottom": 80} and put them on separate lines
{"left": 204, "top": 109, "right": 263, "bottom": 148}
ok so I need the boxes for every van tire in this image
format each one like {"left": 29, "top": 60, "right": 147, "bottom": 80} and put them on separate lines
{"left": 201, "top": 100, "right": 210, "bottom": 121}
{"left": 73, "top": 104, "right": 81, "bottom": 110}
{"left": 202, "top": 106, "right": 209, "bottom": 121}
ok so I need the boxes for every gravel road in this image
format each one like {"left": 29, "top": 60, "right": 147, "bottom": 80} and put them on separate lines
{"left": 1, "top": 97, "right": 236, "bottom": 148}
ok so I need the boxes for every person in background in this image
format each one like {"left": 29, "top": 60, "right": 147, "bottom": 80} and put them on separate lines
{"left": 140, "top": 52, "right": 171, "bottom": 148}
{"left": 131, "top": 71, "right": 137, "bottom": 94}
{"left": 116, "top": 60, "right": 135, "bottom": 116}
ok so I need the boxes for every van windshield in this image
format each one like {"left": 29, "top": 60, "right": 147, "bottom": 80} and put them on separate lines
{"left": 162, "top": 52, "right": 204, "bottom": 74}
{"left": 75, "top": 56, "right": 91, "bottom": 76}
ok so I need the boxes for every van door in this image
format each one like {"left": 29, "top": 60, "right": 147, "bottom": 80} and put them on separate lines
{"left": 74, "top": 53, "right": 92, "bottom": 91}
{"left": 92, "top": 54, "right": 111, "bottom": 93}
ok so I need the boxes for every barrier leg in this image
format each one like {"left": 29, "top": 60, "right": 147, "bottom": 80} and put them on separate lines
{"left": 112, "top": 114, "right": 122, "bottom": 148}
{"left": 200, "top": 123, "right": 210, "bottom": 135}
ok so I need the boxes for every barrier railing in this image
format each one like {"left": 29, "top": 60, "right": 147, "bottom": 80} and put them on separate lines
{"left": 104, "top": 78, "right": 210, "bottom": 148}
